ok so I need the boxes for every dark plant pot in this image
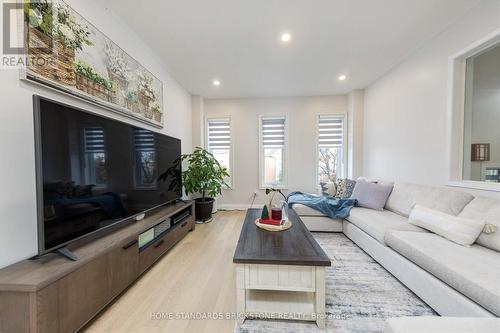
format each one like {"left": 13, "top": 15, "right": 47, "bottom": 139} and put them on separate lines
{"left": 195, "top": 198, "right": 215, "bottom": 221}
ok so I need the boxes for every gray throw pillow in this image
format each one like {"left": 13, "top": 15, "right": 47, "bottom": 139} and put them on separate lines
{"left": 341, "top": 179, "right": 356, "bottom": 199}
{"left": 351, "top": 180, "right": 394, "bottom": 210}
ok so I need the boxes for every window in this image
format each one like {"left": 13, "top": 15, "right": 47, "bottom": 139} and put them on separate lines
{"left": 134, "top": 128, "right": 158, "bottom": 189}
{"left": 207, "top": 118, "right": 232, "bottom": 186}
{"left": 260, "top": 116, "right": 287, "bottom": 188}
{"left": 84, "top": 127, "right": 107, "bottom": 187}
{"left": 462, "top": 43, "right": 500, "bottom": 183}
{"left": 317, "top": 115, "right": 345, "bottom": 186}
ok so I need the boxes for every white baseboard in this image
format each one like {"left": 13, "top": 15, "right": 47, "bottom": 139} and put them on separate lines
{"left": 217, "top": 204, "right": 253, "bottom": 210}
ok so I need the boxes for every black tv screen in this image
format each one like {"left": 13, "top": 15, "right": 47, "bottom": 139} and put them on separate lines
{"left": 33, "top": 96, "right": 182, "bottom": 254}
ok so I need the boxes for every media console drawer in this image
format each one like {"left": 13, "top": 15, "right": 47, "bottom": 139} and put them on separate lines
{"left": 138, "top": 214, "right": 194, "bottom": 274}
{"left": 109, "top": 236, "right": 140, "bottom": 298}
{"left": 139, "top": 228, "right": 177, "bottom": 273}
{"left": 176, "top": 219, "right": 192, "bottom": 239}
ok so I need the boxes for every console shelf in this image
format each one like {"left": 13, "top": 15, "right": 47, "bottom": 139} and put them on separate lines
{"left": 0, "top": 200, "right": 194, "bottom": 333}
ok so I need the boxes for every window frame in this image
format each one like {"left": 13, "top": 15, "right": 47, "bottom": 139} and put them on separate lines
{"left": 205, "top": 116, "right": 234, "bottom": 189}
{"left": 447, "top": 28, "right": 500, "bottom": 192}
{"left": 258, "top": 114, "right": 289, "bottom": 189}
{"left": 315, "top": 113, "right": 348, "bottom": 189}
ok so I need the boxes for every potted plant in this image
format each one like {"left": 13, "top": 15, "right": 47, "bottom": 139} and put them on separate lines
{"left": 151, "top": 103, "right": 162, "bottom": 123}
{"left": 125, "top": 91, "right": 140, "bottom": 113}
{"left": 104, "top": 41, "right": 129, "bottom": 107}
{"left": 74, "top": 61, "right": 114, "bottom": 101}
{"left": 24, "top": 0, "right": 93, "bottom": 86}
{"left": 137, "top": 71, "right": 156, "bottom": 114}
{"left": 25, "top": 0, "right": 58, "bottom": 80}
{"left": 262, "top": 188, "right": 287, "bottom": 220}
{"left": 162, "top": 147, "right": 229, "bottom": 222}
{"left": 265, "top": 188, "right": 286, "bottom": 210}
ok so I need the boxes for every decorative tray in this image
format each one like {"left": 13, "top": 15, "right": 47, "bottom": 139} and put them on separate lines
{"left": 254, "top": 218, "right": 292, "bottom": 232}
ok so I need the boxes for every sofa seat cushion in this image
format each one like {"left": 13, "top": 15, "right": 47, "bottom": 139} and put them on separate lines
{"left": 345, "top": 208, "right": 426, "bottom": 245}
{"left": 385, "top": 231, "right": 500, "bottom": 316}
{"left": 459, "top": 197, "right": 500, "bottom": 252}
{"left": 385, "top": 182, "right": 474, "bottom": 218}
{"left": 385, "top": 317, "right": 500, "bottom": 333}
{"left": 291, "top": 203, "right": 328, "bottom": 216}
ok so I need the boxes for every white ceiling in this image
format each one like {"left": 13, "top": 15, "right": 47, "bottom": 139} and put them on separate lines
{"left": 101, "top": 0, "right": 481, "bottom": 98}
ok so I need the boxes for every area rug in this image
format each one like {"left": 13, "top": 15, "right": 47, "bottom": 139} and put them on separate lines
{"left": 235, "top": 233, "right": 436, "bottom": 333}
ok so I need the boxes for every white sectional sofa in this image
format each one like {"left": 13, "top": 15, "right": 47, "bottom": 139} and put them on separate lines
{"left": 385, "top": 317, "right": 500, "bottom": 333}
{"left": 291, "top": 182, "right": 500, "bottom": 318}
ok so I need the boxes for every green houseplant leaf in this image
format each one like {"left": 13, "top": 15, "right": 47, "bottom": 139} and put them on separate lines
{"left": 159, "top": 147, "right": 229, "bottom": 201}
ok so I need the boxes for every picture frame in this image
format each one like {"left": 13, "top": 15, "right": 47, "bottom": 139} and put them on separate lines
{"left": 20, "top": 0, "right": 164, "bottom": 128}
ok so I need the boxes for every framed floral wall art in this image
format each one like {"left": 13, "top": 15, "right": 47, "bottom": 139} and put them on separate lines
{"left": 22, "top": 0, "right": 164, "bottom": 127}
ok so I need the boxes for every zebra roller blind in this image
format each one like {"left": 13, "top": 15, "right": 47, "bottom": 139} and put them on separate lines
{"left": 318, "top": 115, "right": 343, "bottom": 148}
{"left": 207, "top": 118, "right": 231, "bottom": 151}
{"left": 261, "top": 117, "right": 286, "bottom": 148}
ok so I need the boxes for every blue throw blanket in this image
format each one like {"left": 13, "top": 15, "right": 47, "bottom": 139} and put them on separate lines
{"left": 287, "top": 192, "right": 357, "bottom": 219}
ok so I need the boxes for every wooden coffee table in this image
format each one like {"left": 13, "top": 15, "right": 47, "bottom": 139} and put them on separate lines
{"left": 233, "top": 208, "right": 331, "bottom": 328}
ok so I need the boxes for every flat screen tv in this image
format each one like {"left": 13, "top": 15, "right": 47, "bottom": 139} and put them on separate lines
{"left": 33, "top": 96, "right": 182, "bottom": 256}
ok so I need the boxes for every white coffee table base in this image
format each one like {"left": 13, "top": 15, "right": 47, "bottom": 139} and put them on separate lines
{"left": 236, "top": 264, "right": 326, "bottom": 329}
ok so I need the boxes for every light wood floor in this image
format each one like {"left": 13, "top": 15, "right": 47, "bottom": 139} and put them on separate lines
{"left": 84, "top": 210, "right": 245, "bottom": 333}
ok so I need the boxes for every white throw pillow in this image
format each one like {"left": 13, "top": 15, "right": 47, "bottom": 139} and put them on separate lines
{"left": 458, "top": 197, "right": 500, "bottom": 252}
{"left": 323, "top": 182, "right": 337, "bottom": 197}
{"left": 409, "top": 205, "right": 485, "bottom": 246}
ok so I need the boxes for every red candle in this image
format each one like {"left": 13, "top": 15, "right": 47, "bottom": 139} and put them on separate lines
{"left": 271, "top": 207, "right": 282, "bottom": 220}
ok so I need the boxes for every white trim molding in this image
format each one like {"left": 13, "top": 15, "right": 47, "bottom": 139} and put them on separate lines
{"left": 205, "top": 115, "right": 234, "bottom": 190}
{"left": 314, "top": 112, "right": 348, "bottom": 191}
{"left": 446, "top": 28, "right": 500, "bottom": 192}
{"left": 217, "top": 204, "right": 253, "bottom": 210}
{"left": 258, "top": 114, "right": 289, "bottom": 189}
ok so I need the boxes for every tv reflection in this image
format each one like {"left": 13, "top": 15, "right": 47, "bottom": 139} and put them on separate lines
{"left": 42, "top": 119, "right": 180, "bottom": 250}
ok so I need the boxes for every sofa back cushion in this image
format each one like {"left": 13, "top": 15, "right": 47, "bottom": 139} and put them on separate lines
{"left": 459, "top": 197, "right": 500, "bottom": 252}
{"left": 385, "top": 182, "right": 474, "bottom": 217}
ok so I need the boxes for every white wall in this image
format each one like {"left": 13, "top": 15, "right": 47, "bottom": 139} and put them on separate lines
{"left": 347, "top": 90, "right": 364, "bottom": 179}
{"left": 363, "top": 1, "right": 500, "bottom": 199}
{"left": 204, "top": 96, "right": 347, "bottom": 208}
{"left": 0, "top": 0, "right": 192, "bottom": 268}
{"left": 191, "top": 95, "right": 205, "bottom": 148}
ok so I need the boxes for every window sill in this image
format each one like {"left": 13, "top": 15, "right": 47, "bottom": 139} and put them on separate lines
{"left": 447, "top": 180, "right": 500, "bottom": 193}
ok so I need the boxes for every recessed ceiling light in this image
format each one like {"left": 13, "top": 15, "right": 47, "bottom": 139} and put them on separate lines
{"left": 213, "top": 80, "right": 221, "bottom": 86}
{"left": 338, "top": 75, "right": 347, "bottom": 81}
{"left": 280, "top": 33, "right": 291, "bottom": 43}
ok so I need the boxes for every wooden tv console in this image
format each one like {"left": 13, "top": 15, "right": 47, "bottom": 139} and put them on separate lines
{"left": 0, "top": 201, "right": 194, "bottom": 333}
